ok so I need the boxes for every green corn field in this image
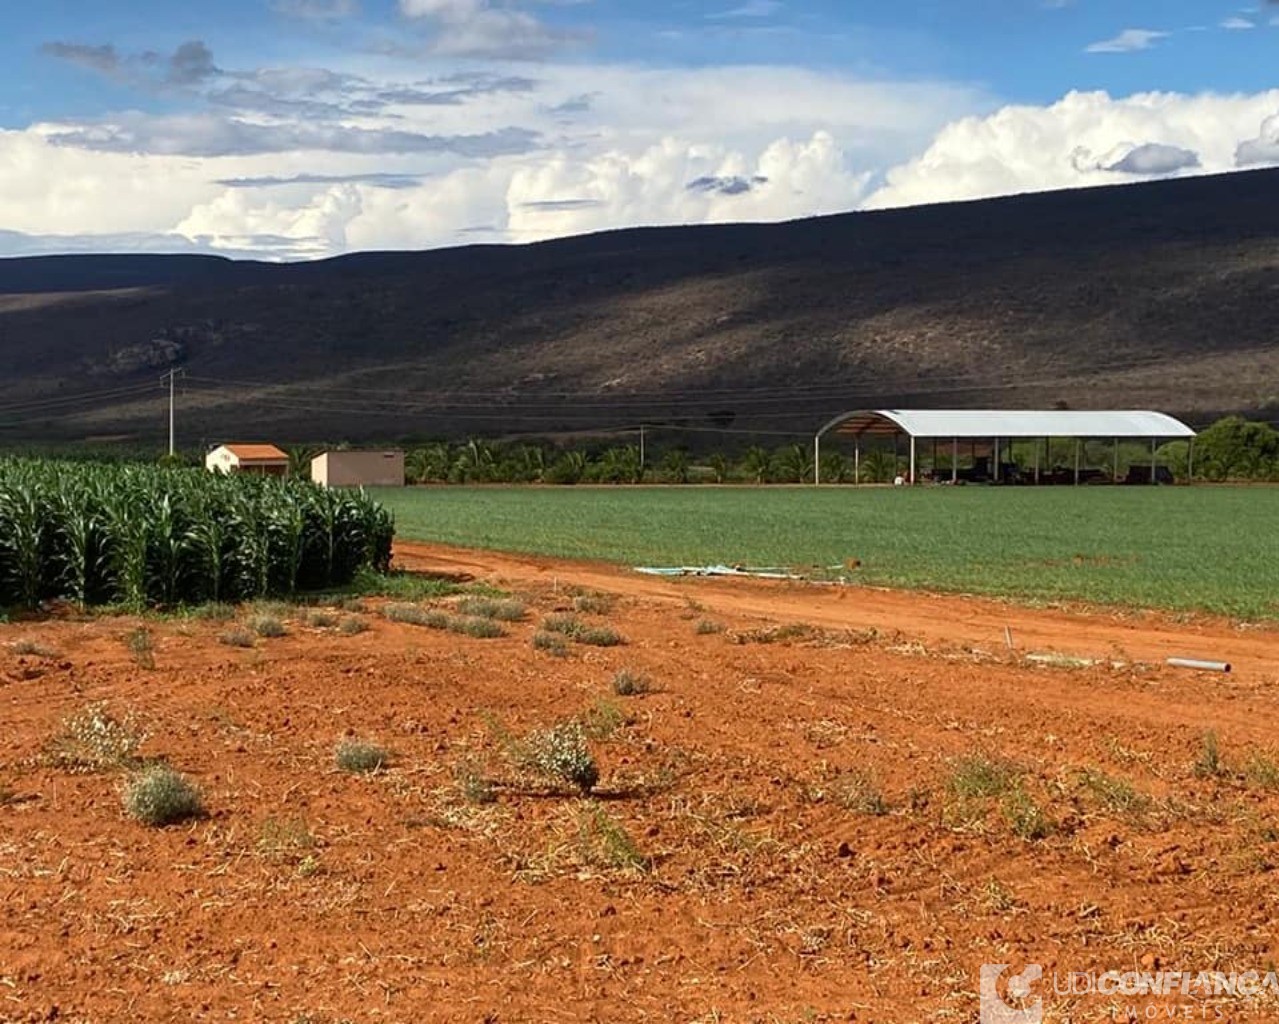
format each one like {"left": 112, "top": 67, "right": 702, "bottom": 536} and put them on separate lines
{"left": 0, "top": 459, "right": 394, "bottom": 609}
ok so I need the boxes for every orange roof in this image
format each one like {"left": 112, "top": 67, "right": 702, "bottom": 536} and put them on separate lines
{"left": 222, "top": 444, "right": 288, "bottom": 462}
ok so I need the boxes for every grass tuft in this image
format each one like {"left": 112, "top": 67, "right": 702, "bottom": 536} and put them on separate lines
{"left": 532, "top": 631, "right": 569, "bottom": 656}
{"left": 247, "top": 613, "right": 287, "bottom": 638}
{"left": 218, "top": 626, "right": 256, "bottom": 648}
{"left": 695, "top": 619, "right": 725, "bottom": 635}
{"left": 11, "top": 638, "right": 58, "bottom": 657}
{"left": 576, "top": 803, "right": 648, "bottom": 871}
{"left": 449, "top": 616, "right": 506, "bottom": 639}
{"left": 304, "top": 609, "right": 339, "bottom": 629}
{"left": 611, "top": 668, "right": 651, "bottom": 696}
{"left": 572, "top": 592, "right": 616, "bottom": 615}
{"left": 576, "top": 625, "right": 624, "bottom": 648}
{"left": 335, "top": 738, "right": 389, "bottom": 774}
{"left": 1193, "top": 730, "right": 1226, "bottom": 779}
{"left": 337, "top": 616, "right": 369, "bottom": 636}
{"left": 123, "top": 765, "right": 203, "bottom": 826}
{"left": 383, "top": 603, "right": 449, "bottom": 628}
{"left": 1001, "top": 787, "right": 1055, "bottom": 841}
{"left": 127, "top": 626, "right": 155, "bottom": 669}
{"left": 946, "top": 753, "right": 1021, "bottom": 800}
{"left": 542, "top": 614, "right": 583, "bottom": 636}
{"left": 455, "top": 596, "right": 526, "bottom": 622}
{"left": 826, "top": 768, "right": 889, "bottom": 816}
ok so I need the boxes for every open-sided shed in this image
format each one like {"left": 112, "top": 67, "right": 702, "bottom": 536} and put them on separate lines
{"left": 814, "top": 410, "right": 1197, "bottom": 485}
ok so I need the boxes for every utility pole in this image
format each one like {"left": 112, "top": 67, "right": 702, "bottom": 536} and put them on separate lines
{"left": 162, "top": 369, "right": 183, "bottom": 457}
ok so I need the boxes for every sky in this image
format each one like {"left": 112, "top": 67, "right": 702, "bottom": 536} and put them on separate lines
{"left": 1, "top": 0, "right": 1277, "bottom": 260}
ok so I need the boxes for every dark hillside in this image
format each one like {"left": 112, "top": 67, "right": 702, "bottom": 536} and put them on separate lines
{"left": 2, "top": 168, "right": 1278, "bottom": 446}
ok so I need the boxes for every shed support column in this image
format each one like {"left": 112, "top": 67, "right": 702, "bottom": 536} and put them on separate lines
{"left": 814, "top": 435, "right": 821, "bottom": 486}
{"left": 1074, "top": 439, "right": 1081, "bottom": 486}
{"left": 952, "top": 438, "right": 958, "bottom": 484}
{"left": 909, "top": 436, "right": 917, "bottom": 485}
{"left": 1113, "top": 437, "right": 1119, "bottom": 483}
{"left": 854, "top": 438, "right": 860, "bottom": 485}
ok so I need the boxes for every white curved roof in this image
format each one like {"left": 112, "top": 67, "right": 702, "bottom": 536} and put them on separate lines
{"left": 821, "top": 409, "right": 1196, "bottom": 439}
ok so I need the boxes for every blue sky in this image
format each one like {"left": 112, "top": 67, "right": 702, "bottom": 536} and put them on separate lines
{"left": 1, "top": 1, "right": 1276, "bottom": 258}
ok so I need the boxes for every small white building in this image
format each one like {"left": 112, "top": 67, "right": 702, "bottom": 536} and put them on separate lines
{"left": 311, "top": 450, "right": 405, "bottom": 488}
{"left": 206, "top": 443, "right": 290, "bottom": 477}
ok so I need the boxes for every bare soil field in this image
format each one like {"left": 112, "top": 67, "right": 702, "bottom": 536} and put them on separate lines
{"left": 3, "top": 542, "right": 1279, "bottom": 1023}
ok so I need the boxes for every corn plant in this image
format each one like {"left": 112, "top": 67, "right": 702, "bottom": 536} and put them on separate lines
{"left": 0, "top": 458, "right": 394, "bottom": 609}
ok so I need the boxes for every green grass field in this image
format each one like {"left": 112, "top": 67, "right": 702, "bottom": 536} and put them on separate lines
{"left": 373, "top": 485, "right": 1279, "bottom": 619}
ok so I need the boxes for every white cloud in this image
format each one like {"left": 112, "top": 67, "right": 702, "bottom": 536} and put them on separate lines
{"left": 1221, "top": 16, "right": 1255, "bottom": 30}
{"left": 866, "top": 89, "right": 1279, "bottom": 210}
{"left": 1085, "top": 28, "right": 1168, "bottom": 53}
{"left": 711, "top": 1, "right": 783, "bottom": 18}
{"left": 12, "top": 37, "right": 1279, "bottom": 262}
{"left": 397, "top": 0, "right": 581, "bottom": 59}
{"left": 1237, "top": 112, "right": 1279, "bottom": 165}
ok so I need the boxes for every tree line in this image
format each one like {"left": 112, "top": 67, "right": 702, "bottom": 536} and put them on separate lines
{"left": 394, "top": 417, "right": 1279, "bottom": 485}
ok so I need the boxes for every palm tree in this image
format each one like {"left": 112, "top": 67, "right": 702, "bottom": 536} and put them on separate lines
{"left": 660, "top": 449, "right": 690, "bottom": 484}
{"left": 741, "top": 446, "right": 770, "bottom": 484}
{"left": 707, "top": 452, "right": 729, "bottom": 484}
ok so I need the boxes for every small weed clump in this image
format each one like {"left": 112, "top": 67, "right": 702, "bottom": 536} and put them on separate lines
{"left": 449, "top": 616, "right": 506, "bottom": 639}
{"left": 576, "top": 625, "right": 624, "bottom": 648}
{"left": 695, "top": 619, "right": 724, "bottom": 635}
{"left": 611, "top": 669, "right": 651, "bottom": 696}
{"left": 337, "top": 616, "right": 368, "bottom": 636}
{"left": 383, "top": 603, "right": 449, "bottom": 629}
{"left": 1193, "top": 731, "right": 1226, "bottom": 779}
{"left": 581, "top": 698, "right": 631, "bottom": 741}
{"left": 518, "top": 721, "right": 599, "bottom": 793}
{"left": 11, "top": 638, "right": 57, "bottom": 657}
{"left": 542, "top": 614, "right": 583, "bottom": 636}
{"left": 53, "top": 704, "right": 146, "bottom": 772}
{"left": 826, "top": 768, "right": 889, "bottom": 816}
{"left": 532, "top": 631, "right": 569, "bottom": 656}
{"left": 218, "top": 626, "right": 256, "bottom": 649}
{"left": 335, "top": 738, "right": 389, "bottom": 774}
{"left": 572, "top": 592, "right": 616, "bottom": 615}
{"left": 455, "top": 596, "right": 526, "bottom": 622}
{"left": 127, "top": 627, "right": 155, "bottom": 669}
{"left": 576, "top": 804, "right": 647, "bottom": 871}
{"left": 1001, "top": 787, "right": 1054, "bottom": 841}
{"left": 248, "top": 613, "right": 288, "bottom": 638}
{"left": 304, "top": 609, "right": 339, "bottom": 629}
{"left": 1245, "top": 752, "right": 1279, "bottom": 790}
{"left": 190, "top": 602, "right": 236, "bottom": 622}
{"left": 123, "top": 765, "right": 203, "bottom": 826}
{"left": 1077, "top": 768, "right": 1152, "bottom": 819}
{"left": 455, "top": 759, "right": 497, "bottom": 805}
{"left": 946, "top": 754, "right": 1021, "bottom": 800}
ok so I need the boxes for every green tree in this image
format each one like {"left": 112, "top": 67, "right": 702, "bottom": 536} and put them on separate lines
{"left": 819, "top": 450, "right": 847, "bottom": 484}
{"left": 706, "top": 452, "right": 730, "bottom": 484}
{"left": 1195, "top": 417, "right": 1279, "bottom": 480}
{"left": 740, "top": 446, "right": 770, "bottom": 484}
{"left": 660, "top": 449, "right": 691, "bottom": 484}
{"left": 769, "top": 444, "right": 813, "bottom": 483}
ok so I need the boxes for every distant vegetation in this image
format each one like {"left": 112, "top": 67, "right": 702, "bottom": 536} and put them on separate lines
{"left": 0, "top": 459, "right": 393, "bottom": 609}
{"left": 398, "top": 416, "right": 1279, "bottom": 485}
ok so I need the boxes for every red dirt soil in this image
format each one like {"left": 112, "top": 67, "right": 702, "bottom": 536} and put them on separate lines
{"left": 2, "top": 542, "right": 1278, "bottom": 1023}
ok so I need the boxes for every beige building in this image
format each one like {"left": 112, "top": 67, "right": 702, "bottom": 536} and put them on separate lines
{"left": 311, "top": 450, "right": 405, "bottom": 488}
{"left": 205, "top": 443, "right": 289, "bottom": 477}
